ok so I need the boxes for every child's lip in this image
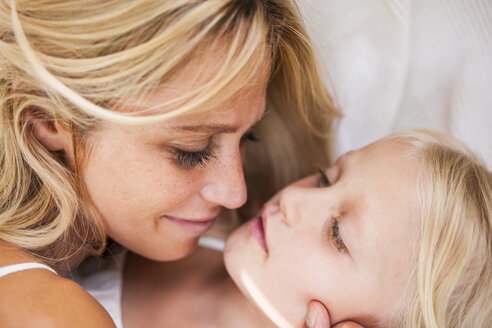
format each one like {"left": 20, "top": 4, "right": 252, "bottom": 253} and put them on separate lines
{"left": 261, "top": 205, "right": 269, "bottom": 233}
{"left": 250, "top": 215, "right": 268, "bottom": 254}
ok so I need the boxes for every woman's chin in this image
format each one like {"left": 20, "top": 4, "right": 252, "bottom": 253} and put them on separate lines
{"left": 131, "top": 236, "right": 200, "bottom": 262}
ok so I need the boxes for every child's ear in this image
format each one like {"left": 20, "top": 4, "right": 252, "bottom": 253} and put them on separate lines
{"left": 27, "top": 108, "right": 73, "bottom": 153}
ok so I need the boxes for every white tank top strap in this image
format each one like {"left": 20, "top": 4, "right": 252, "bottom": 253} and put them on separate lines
{"left": 0, "top": 262, "right": 58, "bottom": 278}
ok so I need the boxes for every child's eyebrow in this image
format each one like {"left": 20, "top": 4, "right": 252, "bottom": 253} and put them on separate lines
{"left": 336, "top": 150, "right": 355, "bottom": 167}
{"left": 329, "top": 150, "right": 367, "bottom": 262}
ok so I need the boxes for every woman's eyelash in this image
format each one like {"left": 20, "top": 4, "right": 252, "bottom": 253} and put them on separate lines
{"left": 172, "top": 131, "right": 257, "bottom": 169}
{"left": 329, "top": 217, "right": 347, "bottom": 254}
{"left": 173, "top": 148, "right": 216, "bottom": 169}
{"left": 317, "top": 167, "right": 331, "bottom": 187}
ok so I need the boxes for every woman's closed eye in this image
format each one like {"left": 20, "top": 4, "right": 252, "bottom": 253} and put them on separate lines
{"left": 172, "top": 130, "right": 259, "bottom": 169}
{"left": 173, "top": 147, "right": 216, "bottom": 169}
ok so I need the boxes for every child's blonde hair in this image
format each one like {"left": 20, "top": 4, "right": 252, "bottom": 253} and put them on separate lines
{"left": 390, "top": 130, "right": 492, "bottom": 327}
{"left": 0, "top": 0, "right": 339, "bottom": 270}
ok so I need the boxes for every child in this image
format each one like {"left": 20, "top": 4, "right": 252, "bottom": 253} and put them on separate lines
{"left": 124, "top": 130, "right": 492, "bottom": 328}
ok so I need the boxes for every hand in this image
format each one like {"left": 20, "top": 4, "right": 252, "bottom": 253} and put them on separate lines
{"left": 304, "top": 300, "right": 363, "bottom": 328}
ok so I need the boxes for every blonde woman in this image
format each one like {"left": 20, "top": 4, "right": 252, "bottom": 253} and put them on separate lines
{"left": 129, "top": 130, "right": 492, "bottom": 328}
{"left": 0, "top": 0, "right": 352, "bottom": 327}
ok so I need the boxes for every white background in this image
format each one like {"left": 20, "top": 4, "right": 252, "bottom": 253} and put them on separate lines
{"left": 298, "top": 0, "right": 492, "bottom": 169}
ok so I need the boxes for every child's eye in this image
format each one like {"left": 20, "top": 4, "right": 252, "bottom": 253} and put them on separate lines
{"left": 329, "top": 217, "right": 347, "bottom": 254}
{"left": 241, "top": 130, "right": 260, "bottom": 145}
{"left": 173, "top": 147, "right": 216, "bottom": 169}
{"left": 317, "top": 168, "right": 331, "bottom": 187}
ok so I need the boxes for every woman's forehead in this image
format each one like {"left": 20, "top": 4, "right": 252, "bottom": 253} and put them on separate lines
{"left": 114, "top": 45, "right": 271, "bottom": 118}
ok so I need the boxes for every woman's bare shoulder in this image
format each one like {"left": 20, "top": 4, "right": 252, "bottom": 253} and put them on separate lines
{"left": 0, "top": 266, "right": 116, "bottom": 327}
{"left": 0, "top": 241, "right": 115, "bottom": 327}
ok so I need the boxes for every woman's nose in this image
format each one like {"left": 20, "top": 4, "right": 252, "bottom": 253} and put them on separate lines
{"left": 200, "top": 151, "right": 247, "bottom": 209}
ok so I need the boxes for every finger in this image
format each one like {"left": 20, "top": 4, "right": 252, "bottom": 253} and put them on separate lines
{"left": 333, "top": 321, "right": 364, "bottom": 328}
{"left": 305, "top": 300, "right": 331, "bottom": 328}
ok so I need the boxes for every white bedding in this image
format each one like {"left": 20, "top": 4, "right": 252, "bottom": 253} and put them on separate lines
{"left": 298, "top": 0, "right": 492, "bottom": 169}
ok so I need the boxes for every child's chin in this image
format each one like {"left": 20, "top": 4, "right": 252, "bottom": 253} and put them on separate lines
{"left": 223, "top": 223, "right": 249, "bottom": 276}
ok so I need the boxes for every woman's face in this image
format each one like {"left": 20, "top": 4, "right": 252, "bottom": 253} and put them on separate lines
{"left": 224, "top": 139, "right": 419, "bottom": 327}
{"left": 79, "top": 52, "right": 268, "bottom": 261}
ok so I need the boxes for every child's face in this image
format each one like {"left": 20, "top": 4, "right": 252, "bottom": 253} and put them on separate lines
{"left": 224, "top": 138, "right": 419, "bottom": 327}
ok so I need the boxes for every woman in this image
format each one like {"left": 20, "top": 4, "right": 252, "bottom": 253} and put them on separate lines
{"left": 0, "top": 0, "right": 339, "bottom": 326}
{"left": 126, "top": 130, "right": 492, "bottom": 327}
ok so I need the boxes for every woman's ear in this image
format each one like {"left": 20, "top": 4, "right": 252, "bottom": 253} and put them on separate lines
{"left": 28, "top": 108, "right": 73, "bottom": 153}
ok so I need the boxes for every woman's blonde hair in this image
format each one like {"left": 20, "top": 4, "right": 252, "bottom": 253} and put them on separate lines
{"left": 0, "top": 0, "right": 339, "bottom": 269}
{"left": 390, "top": 130, "right": 492, "bottom": 328}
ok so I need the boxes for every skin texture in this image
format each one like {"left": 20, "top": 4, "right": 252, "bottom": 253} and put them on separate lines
{"left": 34, "top": 48, "right": 269, "bottom": 262}
{"left": 122, "top": 246, "right": 276, "bottom": 328}
{"left": 120, "top": 244, "right": 364, "bottom": 328}
{"left": 15, "top": 46, "right": 267, "bottom": 327}
{"left": 79, "top": 84, "right": 266, "bottom": 261}
{"left": 225, "top": 138, "right": 419, "bottom": 327}
{"left": 23, "top": 41, "right": 360, "bottom": 328}
{"left": 0, "top": 240, "right": 115, "bottom": 328}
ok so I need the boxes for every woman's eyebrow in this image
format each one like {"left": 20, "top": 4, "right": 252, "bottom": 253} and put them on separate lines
{"left": 169, "top": 124, "right": 240, "bottom": 134}
{"left": 168, "top": 110, "right": 267, "bottom": 135}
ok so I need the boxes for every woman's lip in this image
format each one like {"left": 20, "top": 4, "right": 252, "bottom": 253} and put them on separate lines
{"left": 250, "top": 215, "right": 268, "bottom": 254}
{"left": 162, "top": 215, "right": 216, "bottom": 235}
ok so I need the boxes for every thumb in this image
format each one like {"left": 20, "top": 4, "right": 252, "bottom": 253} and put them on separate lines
{"left": 333, "top": 322, "right": 364, "bottom": 328}
{"left": 305, "top": 300, "right": 331, "bottom": 328}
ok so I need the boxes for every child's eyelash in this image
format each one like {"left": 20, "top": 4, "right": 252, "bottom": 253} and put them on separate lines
{"left": 241, "top": 131, "right": 260, "bottom": 144}
{"left": 173, "top": 148, "right": 216, "bottom": 169}
{"left": 329, "top": 217, "right": 347, "bottom": 253}
{"left": 318, "top": 167, "right": 331, "bottom": 187}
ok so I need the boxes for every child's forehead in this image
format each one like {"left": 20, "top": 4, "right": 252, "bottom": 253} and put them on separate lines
{"left": 334, "top": 139, "right": 415, "bottom": 181}
{"left": 361, "top": 138, "right": 413, "bottom": 158}
{"left": 345, "top": 139, "right": 419, "bottom": 284}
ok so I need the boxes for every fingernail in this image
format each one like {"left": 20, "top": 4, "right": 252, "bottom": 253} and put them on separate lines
{"left": 306, "top": 306, "right": 318, "bottom": 328}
